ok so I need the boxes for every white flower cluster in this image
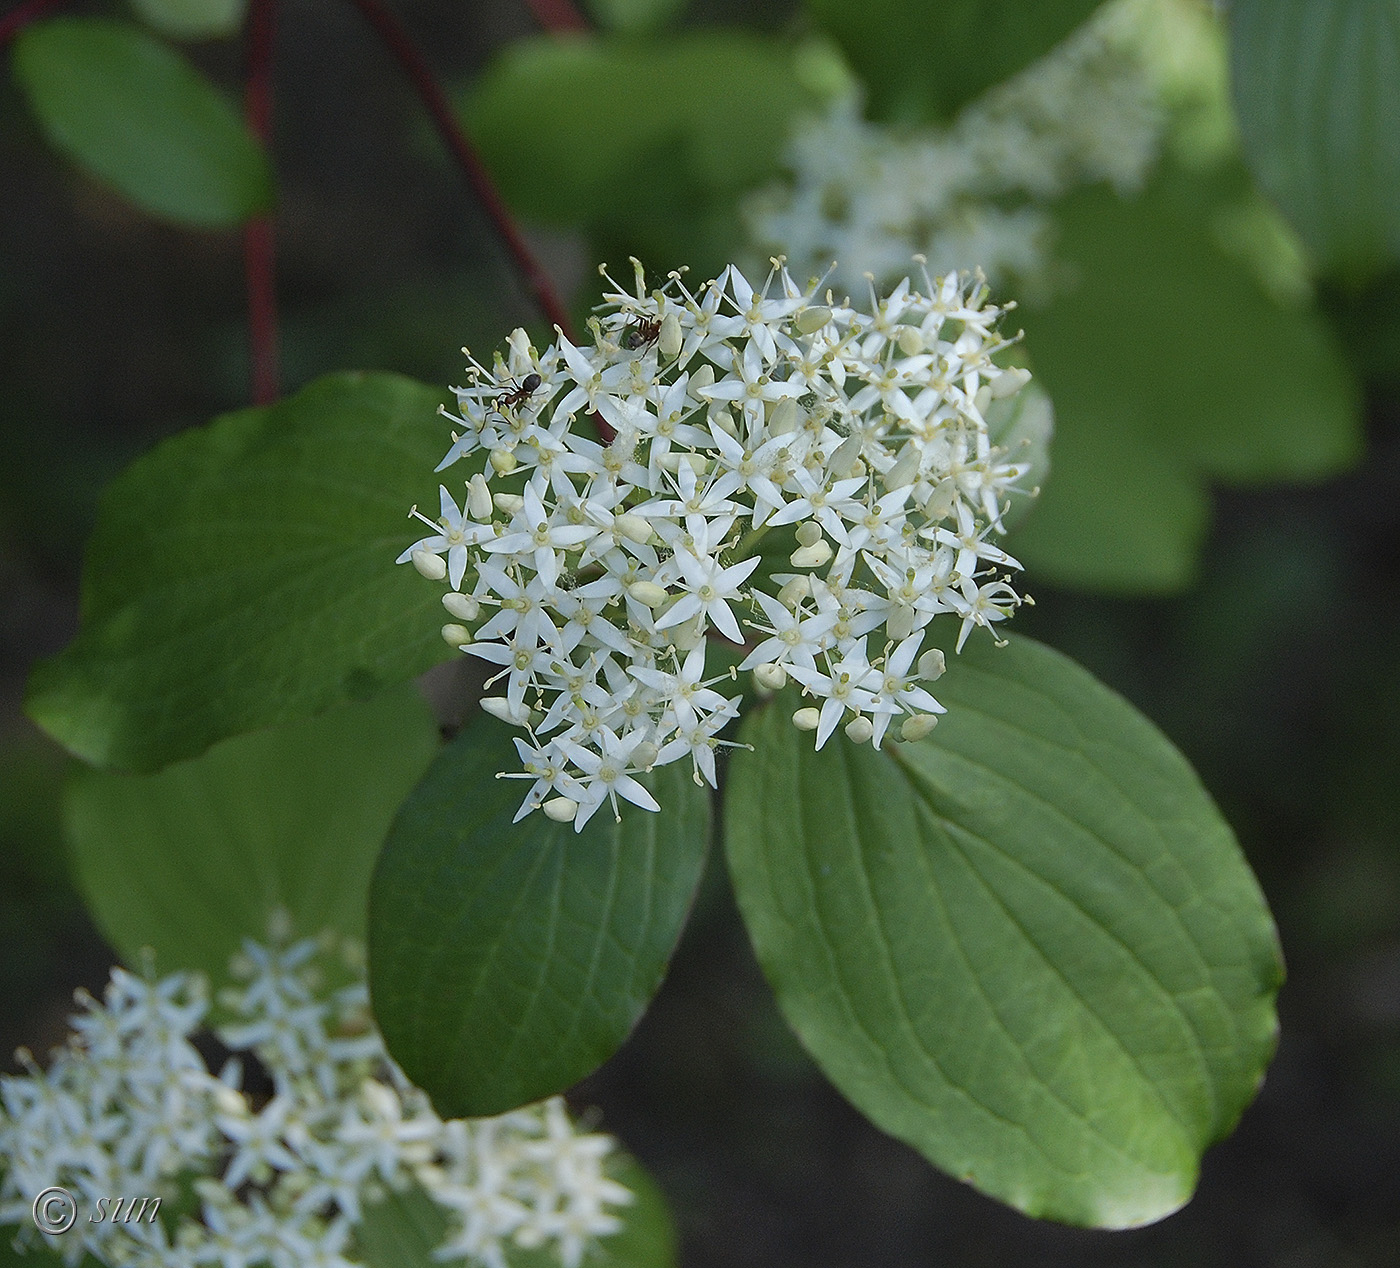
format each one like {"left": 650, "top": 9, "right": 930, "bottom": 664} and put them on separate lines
{"left": 0, "top": 931, "right": 631, "bottom": 1268}
{"left": 746, "top": 0, "right": 1171, "bottom": 294}
{"left": 398, "top": 258, "right": 1034, "bottom": 830}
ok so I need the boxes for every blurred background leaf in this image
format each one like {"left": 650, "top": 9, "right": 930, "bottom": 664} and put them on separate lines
{"left": 11, "top": 17, "right": 272, "bottom": 227}
{"left": 460, "top": 31, "right": 828, "bottom": 276}
{"left": 62, "top": 684, "right": 438, "bottom": 991}
{"left": 1011, "top": 166, "right": 1362, "bottom": 592}
{"left": 803, "top": 0, "right": 1106, "bottom": 123}
{"left": 1230, "top": 0, "right": 1400, "bottom": 286}
{"left": 129, "top": 0, "right": 249, "bottom": 42}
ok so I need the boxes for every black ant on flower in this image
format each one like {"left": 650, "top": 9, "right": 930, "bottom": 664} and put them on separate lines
{"left": 621, "top": 316, "right": 662, "bottom": 351}
{"left": 493, "top": 372, "right": 542, "bottom": 413}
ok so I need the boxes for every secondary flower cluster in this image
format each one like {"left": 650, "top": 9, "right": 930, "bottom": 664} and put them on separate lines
{"left": 746, "top": 0, "right": 1173, "bottom": 293}
{"left": 0, "top": 930, "right": 630, "bottom": 1268}
{"left": 399, "top": 258, "right": 1034, "bottom": 829}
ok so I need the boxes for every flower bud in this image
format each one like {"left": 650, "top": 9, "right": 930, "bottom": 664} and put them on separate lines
{"left": 615, "top": 513, "right": 653, "bottom": 544}
{"left": 830, "top": 434, "right": 862, "bottom": 476}
{"left": 885, "top": 444, "right": 921, "bottom": 489}
{"left": 796, "top": 520, "right": 823, "bottom": 548}
{"left": 411, "top": 548, "right": 447, "bottom": 581}
{"left": 896, "top": 326, "right": 924, "bottom": 355}
{"left": 489, "top": 447, "right": 517, "bottom": 474}
{"left": 481, "top": 696, "right": 527, "bottom": 725}
{"left": 886, "top": 605, "right": 916, "bottom": 642}
{"left": 778, "top": 576, "right": 810, "bottom": 608}
{"left": 467, "top": 473, "right": 492, "bottom": 519}
{"left": 974, "top": 385, "right": 992, "bottom": 415}
{"left": 493, "top": 493, "right": 525, "bottom": 516}
{"left": 900, "top": 714, "right": 938, "bottom": 741}
{"left": 442, "top": 592, "right": 479, "bottom": 621}
{"left": 659, "top": 312, "right": 683, "bottom": 359}
{"left": 917, "top": 649, "right": 947, "bottom": 680}
{"left": 923, "top": 478, "right": 958, "bottom": 521}
{"left": 542, "top": 797, "right": 578, "bottom": 823}
{"left": 441, "top": 623, "right": 470, "bottom": 647}
{"left": 795, "top": 305, "right": 831, "bottom": 334}
{"left": 633, "top": 740, "right": 660, "bottom": 769}
{"left": 792, "top": 707, "right": 821, "bottom": 732}
{"left": 790, "top": 540, "right": 833, "bottom": 569}
{"left": 753, "top": 662, "right": 788, "bottom": 692}
{"left": 844, "top": 715, "right": 874, "bottom": 744}
{"left": 769, "top": 398, "right": 800, "bottom": 435}
{"left": 628, "top": 581, "right": 670, "bottom": 608}
{"left": 689, "top": 364, "right": 716, "bottom": 397}
{"left": 991, "top": 366, "right": 1032, "bottom": 398}
{"left": 670, "top": 614, "right": 707, "bottom": 650}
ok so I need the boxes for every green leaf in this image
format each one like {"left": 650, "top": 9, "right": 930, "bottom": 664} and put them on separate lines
{"left": 129, "top": 0, "right": 248, "bottom": 41}
{"left": 1011, "top": 171, "right": 1362, "bottom": 593}
{"left": 462, "top": 33, "right": 819, "bottom": 255}
{"left": 356, "top": 1154, "right": 676, "bottom": 1268}
{"left": 583, "top": 0, "right": 686, "bottom": 35}
{"left": 725, "top": 632, "right": 1282, "bottom": 1228}
{"left": 1230, "top": 0, "right": 1400, "bottom": 282}
{"left": 369, "top": 711, "right": 710, "bottom": 1119}
{"left": 25, "top": 372, "right": 454, "bottom": 773}
{"left": 62, "top": 686, "right": 438, "bottom": 984}
{"left": 11, "top": 18, "right": 272, "bottom": 227}
{"left": 803, "top": 0, "right": 1106, "bottom": 123}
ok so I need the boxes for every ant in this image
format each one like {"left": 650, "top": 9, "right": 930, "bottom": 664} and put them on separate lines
{"left": 494, "top": 372, "right": 542, "bottom": 413}
{"left": 621, "top": 316, "right": 662, "bottom": 351}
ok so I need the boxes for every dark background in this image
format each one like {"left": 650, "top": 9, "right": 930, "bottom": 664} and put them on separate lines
{"left": 3, "top": 2, "right": 1399, "bottom": 1265}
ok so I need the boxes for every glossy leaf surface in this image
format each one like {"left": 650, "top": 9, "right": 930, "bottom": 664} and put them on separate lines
{"left": 369, "top": 712, "right": 710, "bottom": 1119}
{"left": 725, "top": 632, "right": 1282, "bottom": 1227}
{"left": 26, "top": 373, "right": 451, "bottom": 772}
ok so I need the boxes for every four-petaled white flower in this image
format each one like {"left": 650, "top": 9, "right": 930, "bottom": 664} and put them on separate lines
{"left": 399, "top": 259, "right": 1035, "bottom": 823}
{"left": 0, "top": 934, "right": 631, "bottom": 1268}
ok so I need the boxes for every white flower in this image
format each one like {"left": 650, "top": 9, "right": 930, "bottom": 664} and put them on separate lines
{"left": 400, "top": 260, "right": 1035, "bottom": 823}
{"left": 0, "top": 931, "right": 632, "bottom": 1268}
{"left": 745, "top": 0, "right": 1171, "bottom": 294}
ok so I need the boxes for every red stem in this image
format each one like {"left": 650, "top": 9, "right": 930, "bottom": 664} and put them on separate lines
{"left": 346, "top": 0, "right": 576, "bottom": 343}
{"left": 0, "top": 0, "right": 67, "bottom": 47}
{"left": 344, "top": 0, "right": 617, "bottom": 442}
{"left": 243, "top": 0, "right": 279, "bottom": 406}
{"left": 521, "top": 0, "right": 589, "bottom": 33}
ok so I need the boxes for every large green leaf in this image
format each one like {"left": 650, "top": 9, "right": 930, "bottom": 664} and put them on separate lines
{"left": 462, "top": 32, "right": 819, "bottom": 260}
{"left": 1011, "top": 171, "right": 1362, "bottom": 592}
{"left": 11, "top": 17, "right": 271, "bottom": 227}
{"left": 1230, "top": 0, "right": 1400, "bottom": 282}
{"left": 26, "top": 372, "right": 453, "bottom": 773}
{"left": 369, "top": 712, "right": 710, "bottom": 1119}
{"left": 803, "top": 0, "right": 1105, "bottom": 123}
{"left": 356, "top": 1155, "right": 676, "bottom": 1268}
{"left": 62, "top": 686, "right": 438, "bottom": 984}
{"left": 725, "top": 632, "right": 1282, "bottom": 1228}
